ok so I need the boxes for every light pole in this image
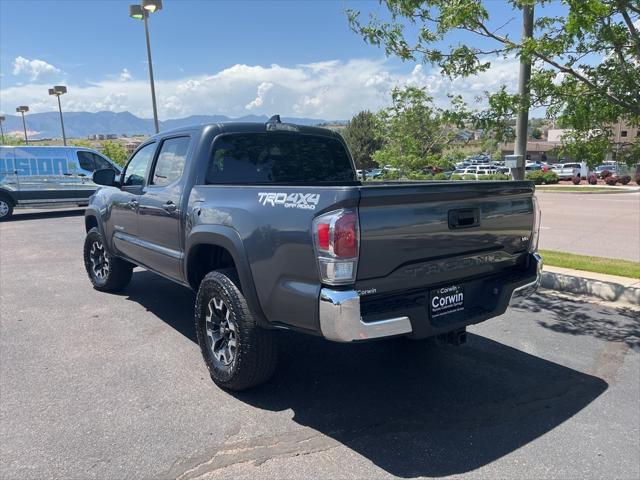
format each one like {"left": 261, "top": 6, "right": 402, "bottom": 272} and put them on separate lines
{"left": 0, "top": 116, "right": 5, "bottom": 144}
{"left": 49, "top": 85, "right": 68, "bottom": 146}
{"left": 129, "top": 0, "right": 162, "bottom": 134}
{"left": 16, "top": 106, "right": 29, "bottom": 145}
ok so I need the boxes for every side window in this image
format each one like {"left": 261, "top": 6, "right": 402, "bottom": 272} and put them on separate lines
{"left": 122, "top": 143, "right": 156, "bottom": 187}
{"left": 77, "top": 151, "right": 96, "bottom": 172}
{"left": 151, "top": 136, "right": 190, "bottom": 186}
{"left": 93, "top": 154, "right": 115, "bottom": 170}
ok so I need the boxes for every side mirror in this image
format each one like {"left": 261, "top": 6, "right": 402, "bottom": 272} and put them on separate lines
{"left": 92, "top": 168, "right": 116, "bottom": 186}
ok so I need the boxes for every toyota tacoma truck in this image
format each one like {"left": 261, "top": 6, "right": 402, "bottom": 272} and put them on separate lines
{"left": 84, "top": 116, "right": 542, "bottom": 390}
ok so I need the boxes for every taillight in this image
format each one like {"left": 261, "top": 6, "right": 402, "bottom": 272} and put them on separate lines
{"left": 313, "top": 209, "right": 359, "bottom": 284}
{"left": 529, "top": 195, "right": 541, "bottom": 252}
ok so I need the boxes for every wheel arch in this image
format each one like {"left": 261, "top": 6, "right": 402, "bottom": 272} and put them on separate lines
{"left": 185, "top": 225, "right": 268, "bottom": 327}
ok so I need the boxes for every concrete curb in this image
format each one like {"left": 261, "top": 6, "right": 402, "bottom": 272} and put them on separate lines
{"left": 541, "top": 271, "right": 640, "bottom": 305}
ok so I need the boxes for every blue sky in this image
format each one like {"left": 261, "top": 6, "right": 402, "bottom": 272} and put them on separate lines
{"left": 0, "top": 0, "right": 563, "bottom": 120}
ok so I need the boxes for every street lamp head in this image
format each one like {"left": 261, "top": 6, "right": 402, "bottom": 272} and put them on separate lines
{"left": 48, "top": 88, "right": 56, "bottom": 96}
{"left": 16, "top": 106, "right": 29, "bottom": 113}
{"left": 142, "top": 0, "right": 162, "bottom": 13}
{"left": 129, "top": 4, "right": 144, "bottom": 19}
{"left": 54, "top": 85, "right": 67, "bottom": 95}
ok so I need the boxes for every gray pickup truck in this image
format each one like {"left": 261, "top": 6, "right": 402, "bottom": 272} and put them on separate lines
{"left": 84, "top": 116, "right": 542, "bottom": 390}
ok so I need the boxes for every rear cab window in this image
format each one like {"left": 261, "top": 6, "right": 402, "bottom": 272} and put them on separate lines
{"left": 206, "top": 133, "right": 355, "bottom": 184}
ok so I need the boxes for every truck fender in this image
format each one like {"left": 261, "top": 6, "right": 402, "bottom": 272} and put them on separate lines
{"left": 185, "top": 225, "right": 268, "bottom": 327}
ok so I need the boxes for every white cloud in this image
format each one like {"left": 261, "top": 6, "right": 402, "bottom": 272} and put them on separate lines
{"left": 12, "top": 56, "right": 61, "bottom": 81}
{"left": 119, "top": 68, "right": 133, "bottom": 82}
{"left": 1, "top": 57, "right": 520, "bottom": 119}
{"left": 245, "top": 82, "right": 273, "bottom": 110}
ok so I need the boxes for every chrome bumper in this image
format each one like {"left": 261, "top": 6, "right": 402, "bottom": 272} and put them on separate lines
{"left": 508, "top": 252, "right": 543, "bottom": 305}
{"left": 319, "top": 289, "right": 412, "bottom": 342}
{"left": 319, "top": 252, "right": 542, "bottom": 342}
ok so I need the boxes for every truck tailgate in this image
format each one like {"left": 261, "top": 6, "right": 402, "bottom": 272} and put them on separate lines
{"left": 356, "top": 181, "right": 535, "bottom": 283}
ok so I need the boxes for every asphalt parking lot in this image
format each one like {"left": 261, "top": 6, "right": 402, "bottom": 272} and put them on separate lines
{"left": 1, "top": 209, "right": 639, "bottom": 480}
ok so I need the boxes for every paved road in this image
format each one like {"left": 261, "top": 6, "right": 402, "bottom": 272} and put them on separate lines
{"left": 538, "top": 191, "right": 640, "bottom": 262}
{"left": 1, "top": 210, "right": 639, "bottom": 480}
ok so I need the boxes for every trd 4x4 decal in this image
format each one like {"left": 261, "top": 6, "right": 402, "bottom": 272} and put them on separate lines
{"left": 258, "top": 192, "right": 320, "bottom": 210}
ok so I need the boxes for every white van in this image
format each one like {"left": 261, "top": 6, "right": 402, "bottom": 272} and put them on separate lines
{"left": 0, "top": 146, "right": 121, "bottom": 220}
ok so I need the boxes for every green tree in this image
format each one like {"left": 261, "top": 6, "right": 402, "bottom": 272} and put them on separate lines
{"left": 341, "top": 110, "right": 383, "bottom": 169}
{"left": 373, "top": 86, "right": 469, "bottom": 171}
{"left": 0, "top": 136, "right": 26, "bottom": 146}
{"left": 348, "top": 1, "right": 640, "bottom": 166}
{"left": 100, "top": 141, "right": 129, "bottom": 166}
{"left": 531, "top": 128, "right": 543, "bottom": 140}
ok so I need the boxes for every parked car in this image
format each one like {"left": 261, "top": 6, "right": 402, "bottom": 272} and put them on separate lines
{"left": 84, "top": 117, "right": 542, "bottom": 390}
{"left": 0, "top": 145, "right": 121, "bottom": 220}
{"left": 594, "top": 163, "right": 619, "bottom": 178}
{"left": 365, "top": 168, "right": 382, "bottom": 179}
{"left": 551, "top": 162, "right": 581, "bottom": 179}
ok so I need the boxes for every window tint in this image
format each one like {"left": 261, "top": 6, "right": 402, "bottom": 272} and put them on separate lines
{"left": 123, "top": 143, "right": 155, "bottom": 187}
{"left": 206, "top": 133, "right": 355, "bottom": 184}
{"left": 152, "top": 136, "right": 190, "bottom": 186}
{"left": 94, "top": 154, "right": 114, "bottom": 170}
{"left": 77, "top": 151, "right": 96, "bottom": 172}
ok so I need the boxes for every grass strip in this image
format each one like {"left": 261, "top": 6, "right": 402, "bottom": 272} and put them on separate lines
{"left": 539, "top": 249, "right": 640, "bottom": 279}
{"left": 536, "top": 186, "right": 634, "bottom": 193}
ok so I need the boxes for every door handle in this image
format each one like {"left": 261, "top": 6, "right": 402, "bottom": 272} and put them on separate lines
{"left": 63, "top": 172, "right": 73, "bottom": 176}
{"left": 128, "top": 199, "right": 139, "bottom": 208}
{"left": 162, "top": 201, "right": 177, "bottom": 212}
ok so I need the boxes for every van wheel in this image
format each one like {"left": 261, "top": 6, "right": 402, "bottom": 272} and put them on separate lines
{"left": 0, "top": 197, "right": 14, "bottom": 221}
{"left": 195, "top": 270, "right": 277, "bottom": 391}
{"left": 83, "top": 227, "right": 133, "bottom": 292}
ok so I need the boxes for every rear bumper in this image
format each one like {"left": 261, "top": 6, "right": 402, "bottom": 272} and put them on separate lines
{"left": 319, "top": 252, "right": 542, "bottom": 342}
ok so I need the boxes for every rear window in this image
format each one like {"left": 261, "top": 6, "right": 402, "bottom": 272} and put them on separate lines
{"left": 206, "top": 133, "right": 355, "bottom": 184}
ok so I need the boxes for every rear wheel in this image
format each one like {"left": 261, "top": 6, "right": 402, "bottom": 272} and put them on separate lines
{"left": 83, "top": 227, "right": 133, "bottom": 292}
{"left": 0, "top": 197, "right": 14, "bottom": 221}
{"left": 195, "top": 270, "right": 277, "bottom": 391}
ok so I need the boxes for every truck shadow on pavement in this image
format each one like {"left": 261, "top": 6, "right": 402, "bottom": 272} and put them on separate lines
{"left": 514, "top": 293, "right": 640, "bottom": 349}
{"left": 125, "top": 272, "right": 608, "bottom": 478}
{"left": 9, "top": 208, "right": 84, "bottom": 222}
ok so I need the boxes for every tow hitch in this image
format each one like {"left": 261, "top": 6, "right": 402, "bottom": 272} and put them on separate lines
{"left": 437, "top": 328, "right": 467, "bottom": 346}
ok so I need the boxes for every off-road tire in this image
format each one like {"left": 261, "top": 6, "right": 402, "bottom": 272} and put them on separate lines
{"left": 195, "top": 270, "right": 277, "bottom": 391}
{"left": 0, "top": 196, "right": 14, "bottom": 221}
{"left": 83, "top": 227, "right": 133, "bottom": 292}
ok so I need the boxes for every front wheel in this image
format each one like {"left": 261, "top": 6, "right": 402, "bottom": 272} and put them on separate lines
{"left": 195, "top": 270, "right": 277, "bottom": 391}
{"left": 83, "top": 227, "right": 133, "bottom": 292}
{"left": 0, "top": 197, "right": 14, "bottom": 221}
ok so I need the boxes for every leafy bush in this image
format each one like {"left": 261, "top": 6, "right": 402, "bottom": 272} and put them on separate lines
{"left": 571, "top": 175, "right": 581, "bottom": 185}
{"left": 604, "top": 176, "right": 618, "bottom": 185}
{"left": 406, "top": 171, "right": 432, "bottom": 180}
{"left": 432, "top": 172, "right": 448, "bottom": 180}
{"left": 619, "top": 175, "right": 631, "bottom": 185}
{"left": 600, "top": 169, "right": 612, "bottom": 179}
{"left": 381, "top": 170, "right": 401, "bottom": 180}
{"left": 587, "top": 173, "right": 598, "bottom": 185}
{"left": 463, "top": 174, "right": 477, "bottom": 181}
{"left": 492, "top": 173, "right": 510, "bottom": 180}
{"left": 525, "top": 170, "right": 546, "bottom": 184}
{"left": 450, "top": 173, "right": 463, "bottom": 180}
{"left": 542, "top": 171, "right": 559, "bottom": 184}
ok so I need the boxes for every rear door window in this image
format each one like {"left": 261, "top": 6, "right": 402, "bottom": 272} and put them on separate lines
{"left": 151, "top": 136, "right": 190, "bottom": 186}
{"left": 206, "top": 133, "right": 355, "bottom": 184}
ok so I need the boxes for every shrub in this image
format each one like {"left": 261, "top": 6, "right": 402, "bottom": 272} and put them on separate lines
{"left": 525, "top": 170, "right": 546, "bottom": 184}
{"left": 619, "top": 175, "right": 631, "bottom": 185}
{"left": 463, "top": 174, "right": 477, "bottom": 181}
{"left": 406, "top": 171, "right": 432, "bottom": 180}
{"left": 587, "top": 174, "right": 598, "bottom": 185}
{"left": 432, "top": 172, "right": 448, "bottom": 180}
{"left": 571, "top": 175, "right": 581, "bottom": 185}
{"left": 492, "top": 173, "right": 510, "bottom": 180}
{"left": 604, "top": 176, "right": 618, "bottom": 186}
{"left": 600, "top": 169, "right": 612, "bottom": 179}
{"left": 450, "top": 174, "right": 463, "bottom": 180}
{"left": 542, "top": 171, "right": 559, "bottom": 184}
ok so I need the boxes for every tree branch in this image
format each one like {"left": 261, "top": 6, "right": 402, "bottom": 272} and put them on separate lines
{"left": 616, "top": 1, "right": 640, "bottom": 61}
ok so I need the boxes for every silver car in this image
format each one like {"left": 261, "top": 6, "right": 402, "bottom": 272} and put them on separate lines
{"left": 0, "top": 146, "right": 121, "bottom": 220}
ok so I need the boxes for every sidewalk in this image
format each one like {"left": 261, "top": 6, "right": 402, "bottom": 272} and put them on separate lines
{"left": 541, "top": 265, "right": 640, "bottom": 305}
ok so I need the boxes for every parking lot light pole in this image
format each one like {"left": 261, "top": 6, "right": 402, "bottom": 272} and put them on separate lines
{"left": 129, "top": 0, "right": 162, "bottom": 134}
{"left": 16, "top": 106, "right": 29, "bottom": 145}
{"left": 49, "top": 85, "right": 68, "bottom": 146}
{"left": 0, "top": 115, "right": 5, "bottom": 144}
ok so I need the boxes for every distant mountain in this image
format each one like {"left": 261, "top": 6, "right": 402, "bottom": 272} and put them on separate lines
{"left": 0, "top": 111, "right": 343, "bottom": 139}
